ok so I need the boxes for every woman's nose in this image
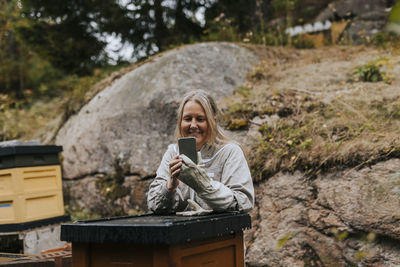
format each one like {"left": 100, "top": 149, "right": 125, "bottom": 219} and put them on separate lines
{"left": 190, "top": 119, "right": 198, "bottom": 128}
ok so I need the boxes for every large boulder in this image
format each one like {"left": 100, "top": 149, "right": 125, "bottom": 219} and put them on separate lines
{"left": 56, "top": 42, "right": 259, "bottom": 214}
{"left": 56, "top": 42, "right": 258, "bottom": 179}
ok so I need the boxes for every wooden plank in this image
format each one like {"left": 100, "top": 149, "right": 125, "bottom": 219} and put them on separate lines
{"left": 72, "top": 243, "right": 89, "bottom": 267}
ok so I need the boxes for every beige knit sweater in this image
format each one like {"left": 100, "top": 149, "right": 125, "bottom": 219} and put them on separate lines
{"left": 147, "top": 143, "right": 254, "bottom": 214}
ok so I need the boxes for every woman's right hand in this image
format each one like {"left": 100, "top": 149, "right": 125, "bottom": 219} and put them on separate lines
{"left": 167, "top": 155, "right": 182, "bottom": 191}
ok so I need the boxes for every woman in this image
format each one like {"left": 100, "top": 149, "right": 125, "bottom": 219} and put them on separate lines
{"left": 147, "top": 90, "right": 254, "bottom": 214}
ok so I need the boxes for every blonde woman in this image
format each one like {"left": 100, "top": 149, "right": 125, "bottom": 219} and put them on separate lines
{"left": 147, "top": 90, "right": 254, "bottom": 214}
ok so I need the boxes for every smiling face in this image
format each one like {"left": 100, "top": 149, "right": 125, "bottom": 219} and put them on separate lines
{"left": 180, "top": 100, "right": 209, "bottom": 151}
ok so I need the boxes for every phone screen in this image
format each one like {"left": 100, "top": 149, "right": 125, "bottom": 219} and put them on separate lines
{"left": 178, "top": 137, "right": 197, "bottom": 164}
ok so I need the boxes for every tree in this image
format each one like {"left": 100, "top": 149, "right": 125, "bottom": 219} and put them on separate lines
{"left": 204, "top": 0, "right": 272, "bottom": 34}
{"left": 0, "top": 0, "right": 66, "bottom": 97}
{"left": 203, "top": 0, "right": 335, "bottom": 40}
{"left": 17, "top": 0, "right": 210, "bottom": 75}
{"left": 0, "top": 0, "right": 26, "bottom": 97}
{"left": 17, "top": 0, "right": 122, "bottom": 75}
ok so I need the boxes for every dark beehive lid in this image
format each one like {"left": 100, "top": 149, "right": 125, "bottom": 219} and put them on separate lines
{"left": 0, "top": 145, "right": 62, "bottom": 169}
{"left": 61, "top": 212, "right": 251, "bottom": 245}
{"left": 0, "top": 215, "right": 70, "bottom": 233}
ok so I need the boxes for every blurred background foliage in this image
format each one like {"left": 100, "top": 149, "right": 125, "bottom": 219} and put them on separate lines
{"left": 1, "top": 0, "right": 400, "bottom": 141}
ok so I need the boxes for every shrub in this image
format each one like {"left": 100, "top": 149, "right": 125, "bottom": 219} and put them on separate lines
{"left": 352, "top": 57, "right": 393, "bottom": 83}
{"left": 353, "top": 62, "right": 382, "bottom": 82}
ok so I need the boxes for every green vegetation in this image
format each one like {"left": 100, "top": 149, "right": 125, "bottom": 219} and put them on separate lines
{"left": 95, "top": 160, "right": 131, "bottom": 217}
{"left": 96, "top": 160, "right": 130, "bottom": 203}
{"left": 0, "top": 0, "right": 64, "bottom": 98}
{"left": 352, "top": 57, "right": 394, "bottom": 83}
{"left": 277, "top": 232, "right": 292, "bottom": 249}
{"left": 353, "top": 61, "right": 383, "bottom": 82}
{"left": 221, "top": 47, "right": 399, "bottom": 182}
{"left": 2, "top": 0, "right": 399, "bottom": 103}
{"left": 0, "top": 64, "right": 126, "bottom": 141}
{"left": 64, "top": 204, "right": 102, "bottom": 222}
{"left": 333, "top": 229, "right": 349, "bottom": 241}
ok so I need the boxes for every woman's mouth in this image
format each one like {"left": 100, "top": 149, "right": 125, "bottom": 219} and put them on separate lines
{"left": 188, "top": 130, "right": 202, "bottom": 136}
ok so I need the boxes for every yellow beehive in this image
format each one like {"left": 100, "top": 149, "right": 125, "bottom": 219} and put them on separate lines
{"left": 0, "top": 165, "right": 64, "bottom": 224}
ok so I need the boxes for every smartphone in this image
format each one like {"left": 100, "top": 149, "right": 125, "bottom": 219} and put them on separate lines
{"left": 178, "top": 137, "right": 197, "bottom": 164}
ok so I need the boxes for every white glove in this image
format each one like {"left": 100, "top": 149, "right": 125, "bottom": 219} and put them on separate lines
{"left": 176, "top": 199, "right": 213, "bottom": 216}
{"left": 179, "top": 154, "right": 212, "bottom": 193}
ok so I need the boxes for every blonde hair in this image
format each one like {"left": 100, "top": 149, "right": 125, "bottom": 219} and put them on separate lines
{"left": 175, "top": 90, "right": 232, "bottom": 148}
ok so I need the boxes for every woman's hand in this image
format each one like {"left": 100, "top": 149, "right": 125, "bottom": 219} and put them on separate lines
{"left": 167, "top": 155, "right": 182, "bottom": 191}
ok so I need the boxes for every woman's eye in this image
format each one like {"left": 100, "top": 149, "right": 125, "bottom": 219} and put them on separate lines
{"left": 197, "top": 117, "right": 205, "bottom": 122}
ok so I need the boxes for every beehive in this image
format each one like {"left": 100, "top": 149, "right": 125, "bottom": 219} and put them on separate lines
{"left": 0, "top": 165, "right": 64, "bottom": 224}
{"left": 0, "top": 145, "right": 64, "bottom": 225}
{"left": 61, "top": 213, "right": 251, "bottom": 267}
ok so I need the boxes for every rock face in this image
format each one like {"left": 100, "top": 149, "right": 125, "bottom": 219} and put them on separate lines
{"left": 245, "top": 159, "right": 400, "bottom": 266}
{"left": 56, "top": 42, "right": 259, "bottom": 214}
{"left": 315, "top": 0, "right": 390, "bottom": 43}
{"left": 316, "top": 0, "right": 388, "bottom": 21}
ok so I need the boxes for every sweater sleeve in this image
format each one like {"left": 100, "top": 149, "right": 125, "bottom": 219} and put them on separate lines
{"left": 147, "top": 145, "right": 186, "bottom": 214}
{"left": 199, "top": 144, "right": 255, "bottom": 212}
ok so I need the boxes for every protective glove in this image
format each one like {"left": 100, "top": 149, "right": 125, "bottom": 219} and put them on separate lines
{"left": 197, "top": 151, "right": 205, "bottom": 168}
{"left": 176, "top": 199, "right": 213, "bottom": 216}
{"left": 179, "top": 154, "right": 212, "bottom": 193}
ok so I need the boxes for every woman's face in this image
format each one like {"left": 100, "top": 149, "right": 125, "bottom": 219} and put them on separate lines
{"left": 181, "top": 100, "right": 209, "bottom": 151}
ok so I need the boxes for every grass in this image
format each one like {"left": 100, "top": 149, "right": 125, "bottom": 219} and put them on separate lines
{"left": 0, "top": 64, "right": 135, "bottom": 143}
{"left": 0, "top": 94, "right": 64, "bottom": 141}
{"left": 221, "top": 45, "right": 400, "bottom": 182}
